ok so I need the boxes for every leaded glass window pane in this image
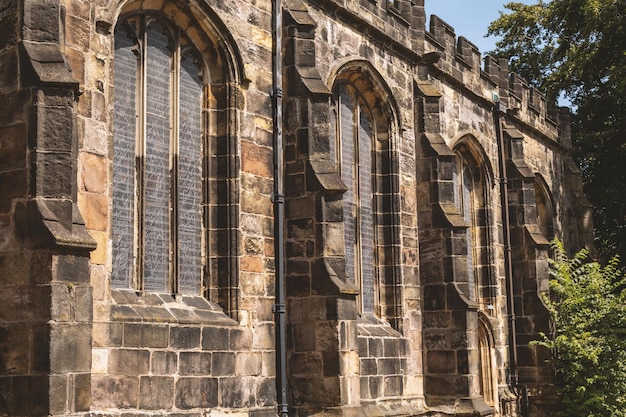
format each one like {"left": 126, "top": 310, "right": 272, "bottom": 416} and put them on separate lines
{"left": 462, "top": 163, "right": 476, "bottom": 300}
{"left": 112, "top": 26, "right": 138, "bottom": 289}
{"left": 340, "top": 87, "right": 357, "bottom": 288}
{"left": 143, "top": 22, "right": 172, "bottom": 292}
{"left": 359, "top": 108, "right": 375, "bottom": 313}
{"left": 178, "top": 52, "right": 203, "bottom": 294}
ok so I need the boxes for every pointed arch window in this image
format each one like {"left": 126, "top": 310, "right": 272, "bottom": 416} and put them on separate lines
{"left": 453, "top": 144, "right": 490, "bottom": 304}
{"left": 534, "top": 178, "right": 555, "bottom": 241}
{"left": 336, "top": 82, "right": 377, "bottom": 314}
{"left": 112, "top": 14, "right": 206, "bottom": 294}
{"left": 478, "top": 319, "right": 496, "bottom": 406}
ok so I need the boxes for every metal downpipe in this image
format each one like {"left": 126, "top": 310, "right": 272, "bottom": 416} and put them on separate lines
{"left": 494, "top": 107, "right": 519, "bottom": 389}
{"left": 271, "top": 0, "right": 288, "bottom": 415}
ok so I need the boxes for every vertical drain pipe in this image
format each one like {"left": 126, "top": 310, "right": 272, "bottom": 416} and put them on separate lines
{"left": 494, "top": 105, "right": 519, "bottom": 388}
{"left": 271, "top": 0, "right": 288, "bottom": 415}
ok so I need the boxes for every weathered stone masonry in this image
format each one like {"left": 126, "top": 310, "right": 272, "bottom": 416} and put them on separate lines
{"left": 0, "top": 0, "right": 593, "bottom": 416}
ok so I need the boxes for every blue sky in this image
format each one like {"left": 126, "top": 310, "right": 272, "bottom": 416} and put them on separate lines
{"left": 425, "top": 1, "right": 535, "bottom": 55}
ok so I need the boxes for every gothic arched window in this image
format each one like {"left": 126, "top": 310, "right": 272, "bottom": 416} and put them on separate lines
{"left": 534, "top": 177, "right": 555, "bottom": 241}
{"left": 335, "top": 82, "right": 377, "bottom": 314}
{"left": 478, "top": 319, "right": 496, "bottom": 406}
{"left": 454, "top": 142, "right": 490, "bottom": 304}
{"left": 112, "top": 14, "right": 206, "bottom": 294}
{"left": 330, "top": 65, "right": 401, "bottom": 324}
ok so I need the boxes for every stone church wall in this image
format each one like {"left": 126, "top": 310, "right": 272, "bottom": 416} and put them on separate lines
{"left": 0, "top": 0, "right": 593, "bottom": 416}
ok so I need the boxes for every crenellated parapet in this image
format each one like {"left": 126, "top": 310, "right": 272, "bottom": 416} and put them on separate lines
{"left": 425, "top": 14, "right": 563, "bottom": 144}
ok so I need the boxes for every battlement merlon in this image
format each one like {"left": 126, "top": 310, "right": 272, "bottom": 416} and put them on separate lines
{"left": 424, "top": 14, "right": 567, "bottom": 145}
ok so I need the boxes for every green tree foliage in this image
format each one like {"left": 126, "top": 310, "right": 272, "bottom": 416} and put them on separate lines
{"left": 487, "top": 1, "right": 626, "bottom": 262}
{"left": 535, "top": 240, "right": 626, "bottom": 416}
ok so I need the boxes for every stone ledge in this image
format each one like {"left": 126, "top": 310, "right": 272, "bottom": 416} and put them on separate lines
{"left": 109, "top": 289, "right": 238, "bottom": 326}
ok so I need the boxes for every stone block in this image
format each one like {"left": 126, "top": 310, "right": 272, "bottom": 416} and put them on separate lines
{"left": 64, "top": 13, "right": 90, "bottom": 50}
{"left": 229, "top": 328, "right": 253, "bottom": 350}
{"left": 357, "top": 336, "right": 368, "bottom": 356}
{"left": 360, "top": 358, "right": 376, "bottom": 375}
{"left": 74, "top": 284, "right": 93, "bottom": 322}
{"left": 423, "top": 284, "right": 446, "bottom": 311}
{"left": 81, "top": 192, "right": 108, "bottom": 231}
{"left": 322, "top": 350, "right": 339, "bottom": 376}
{"left": 253, "top": 322, "right": 274, "bottom": 350}
{"left": 378, "top": 358, "right": 401, "bottom": 375}
{"left": 23, "top": 0, "right": 59, "bottom": 42}
{"left": 88, "top": 230, "right": 107, "bottom": 265}
{"left": 175, "top": 377, "right": 218, "bottom": 409}
{"left": 0, "top": 252, "right": 30, "bottom": 287}
{"left": 139, "top": 376, "right": 175, "bottom": 409}
{"left": 32, "top": 150, "right": 73, "bottom": 197}
{"left": 423, "top": 331, "right": 448, "bottom": 350}
{"left": 179, "top": 351, "right": 211, "bottom": 375}
{"left": 383, "top": 375, "right": 403, "bottom": 397}
{"left": 359, "top": 376, "right": 370, "bottom": 399}
{"left": 0, "top": 325, "right": 29, "bottom": 373}
{"left": 517, "top": 345, "right": 537, "bottom": 367}
{"left": 289, "top": 352, "right": 322, "bottom": 377}
{"left": 456, "top": 350, "right": 470, "bottom": 374}
{"left": 425, "top": 374, "right": 471, "bottom": 397}
{"left": 423, "top": 311, "right": 451, "bottom": 329}
{"left": 212, "top": 351, "right": 235, "bottom": 376}
{"left": 0, "top": 169, "right": 27, "bottom": 212}
{"left": 241, "top": 140, "right": 272, "bottom": 177}
{"left": 0, "top": 123, "right": 27, "bottom": 172}
{"left": 151, "top": 350, "right": 177, "bottom": 375}
{"left": 201, "top": 326, "right": 229, "bottom": 350}
{"left": 50, "top": 282, "right": 71, "bottom": 321}
{"left": 0, "top": 16, "right": 18, "bottom": 54}
{"left": 427, "top": 350, "right": 456, "bottom": 373}
{"left": 170, "top": 326, "right": 201, "bottom": 349}
{"left": 48, "top": 374, "right": 68, "bottom": 415}
{"left": 49, "top": 322, "right": 92, "bottom": 373}
{"left": 383, "top": 338, "right": 399, "bottom": 357}
{"left": 53, "top": 254, "right": 90, "bottom": 283}
{"left": 235, "top": 352, "right": 262, "bottom": 376}
{"left": 256, "top": 377, "right": 276, "bottom": 407}
{"left": 261, "top": 351, "right": 275, "bottom": 377}
{"left": 92, "top": 322, "right": 122, "bottom": 347}
{"left": 369, "top": 376, "right": 383, "bottom": 399}
{"left": 91, "top": 375, "right": 139, "bottom": 408}
{"left": 108, "top": 348, "right": 150, "bottom": 375}
{"left": 31, "top": 323, "right": 50, "bottom": 372}
{"left": 123, "top": 323, "right": 169, "bottom": 348}
{"left": 35, "top": 105, "right": 73, "bottom": 151}
{"left": 368, "top": 338, "right": 383, "bottom": 357}
{"left": 0, "top": 375, "right": 49, "bottom": 415}
{"left": 220, "top": 376, "right": 256, "bottom": 408}
{"left": 73, "top": 372, "right": 91, "bottom": 411}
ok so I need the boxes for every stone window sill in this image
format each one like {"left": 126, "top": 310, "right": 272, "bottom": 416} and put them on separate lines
{"left": 109, "top": 289, "right": 237, "bottom": 326}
